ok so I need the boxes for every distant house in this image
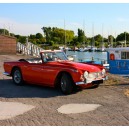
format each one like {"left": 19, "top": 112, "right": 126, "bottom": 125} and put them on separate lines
{"left": 0, "top": 34, "right": 16, "bottom": 54}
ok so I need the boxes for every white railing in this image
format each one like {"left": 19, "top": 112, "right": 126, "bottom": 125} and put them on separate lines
{"left": 17, "top": 42, "right": 44, "bottom": 57}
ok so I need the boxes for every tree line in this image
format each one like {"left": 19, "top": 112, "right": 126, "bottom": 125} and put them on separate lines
{"left": 0, "top": 27, "right": 129, "bottom": 49}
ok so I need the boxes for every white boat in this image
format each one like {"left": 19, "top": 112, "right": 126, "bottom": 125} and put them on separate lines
{"left": 79, "top": 47, "right": 88, "bottom": 52}
{"left": 106, "top": 47, "right": 129, "bottom": 76}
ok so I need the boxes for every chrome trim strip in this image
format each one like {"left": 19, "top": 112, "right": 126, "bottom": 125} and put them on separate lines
{"left": 43, "top": 66, "right": 78, "bottom": 72}
{"left": 3, "top": 72, "right": 10, "bottom": 76}
{"left": 76, "top": 82, "right": 85, "bottom": 85}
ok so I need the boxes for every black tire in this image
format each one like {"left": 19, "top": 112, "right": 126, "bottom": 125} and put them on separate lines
{"left": 60, "top": 73, "right": 74, "bottom": 95}
{"left": 12, "top": 68, "right": 23, "bottom": 85}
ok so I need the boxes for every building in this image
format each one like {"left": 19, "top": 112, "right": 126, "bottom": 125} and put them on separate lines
{"left": 0, "top": 34, "right": 16, "bottom": 54}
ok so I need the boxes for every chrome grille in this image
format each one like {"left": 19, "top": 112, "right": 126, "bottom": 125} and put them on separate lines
{"left": 88, "top": 72, "right": 102, "bottom": 79}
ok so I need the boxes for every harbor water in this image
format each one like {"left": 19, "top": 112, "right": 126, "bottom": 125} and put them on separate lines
{"left": 66, "top": 51, "right": 107, "bottom": 64}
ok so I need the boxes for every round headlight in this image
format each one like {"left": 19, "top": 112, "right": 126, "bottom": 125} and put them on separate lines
{"left": 84, "top": 71, "right": 89, "bottom": 78}
{"left": 102, "top": 69, "right": 106, "bottom": 75}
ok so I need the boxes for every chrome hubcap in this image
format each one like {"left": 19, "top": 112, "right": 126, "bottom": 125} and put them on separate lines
{"left": 14, "top": 70, "right": 21, "bottom": 84}
{"left": 61, "top": 78, "right": 66, "bottom": 91}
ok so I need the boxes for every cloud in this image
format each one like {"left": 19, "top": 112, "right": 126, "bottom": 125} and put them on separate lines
{"left": 0, "top": 17, "right": 81, "bottom": 36}
{"left": 0, "top": 17, "right": 98, "bottom": 37}
{"left": 0, "top": 17, "right": 43, "bottom": 36}
{"left": 14, "top": 23, "right": 43, "bottom": 36}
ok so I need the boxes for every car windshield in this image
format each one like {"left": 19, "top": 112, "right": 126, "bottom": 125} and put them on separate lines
{"left": 42, "top": 51, "right": 68, "bottom": 62}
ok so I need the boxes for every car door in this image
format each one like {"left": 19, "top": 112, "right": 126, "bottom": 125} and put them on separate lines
{"left": 23, "top": 62, "right": 58, "bottom": 87}
{"left": 40, "top": 63, "right": 59, "bottom": 86}
{"left": 23, "top": 63, "right": 46, "bottom": 85}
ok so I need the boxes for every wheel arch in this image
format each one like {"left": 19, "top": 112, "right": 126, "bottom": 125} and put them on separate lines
{"left": 11, "top": 66, "right": 24, "bottom": 85}
{"left": 11, "top": 66, "right": 21, "bottom": 76}
{"left": 54, "top": 71, "right": 74, "bottom": 88}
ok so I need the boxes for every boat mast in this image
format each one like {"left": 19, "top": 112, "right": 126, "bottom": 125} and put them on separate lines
{"left": 92, "top": 23, "right": 95, "bottom": 49}
{"left": 111, "top": 26, "right": 113, "bottom": 47}
{"left": 125, "top": 31, "right": 126, "bottom": 47}
{"left": 83, "top": 19, "right": 85, "bottom": 47}
{"left": 101, "top": 24, "right": 104, "bottom": 49}
{"left": 115, "top": 32, "right": 117, "bottom": 47}
{"left": 64, "top": 19, "right": 66, "bottom": 49}
{"left": 107, "top": 31, "right": 109, "bottom": 47}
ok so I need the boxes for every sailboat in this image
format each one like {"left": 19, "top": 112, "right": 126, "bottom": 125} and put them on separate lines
{"left": 88, "top": 23, "right": 97, "bottom": 52}
{"left": 96, "top": 24, "right": 106, "bottom": 52}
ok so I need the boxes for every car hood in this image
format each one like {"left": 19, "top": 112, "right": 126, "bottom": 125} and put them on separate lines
{"left": 50, "top": 61, "right": 101, "bottom": 72}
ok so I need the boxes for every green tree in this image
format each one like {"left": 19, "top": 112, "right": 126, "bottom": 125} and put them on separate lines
{"left": 66, "top": 30, "right": 74, "bottom": 45}
{"left": 108, "top": 35, "right": 114, "bottom": 43}
{"left": 107, "top": 35, "right": 114, "bottom": 47}
{"left": 94, "top": 34, "right": 103, "bottom": 47}
{"left": 15, "top": 35, "right": 20, "bottom": 39}
{"left": 41, "top": 26, "right": 74, "bottom": 46}
{"left": 0, "top": 29, "right": 9, "bottom": 35}
{"left": 77, "top": 28, "right": 85, "bottom": 44}
{"left": 116, "top": 32, "right": 129, "bottom": 42}
{"left": 29, "top": 34, "right": 36, "bottom": 39}
{"left": 10, "top": 33, "right": 15, "bottom": 37}
{"left": 71, "top": 36, "right": 78, "bottom": 46}
{"left": 15, "top": 35, "right": 27, "bottom": 44}
{"left": 41, "top": 27, "right": 51, "bottom": 43}
{"left": 36, "top": 33, "right": 43, "bottom": 39}
{"left": 29, "top": 33, "right": 46, "bottom": 44}
{"left": 94, "top": 34, "right": 102, "bottom": 42}
{"left": 19, "top": 36, "right": 27, "bottom": 44}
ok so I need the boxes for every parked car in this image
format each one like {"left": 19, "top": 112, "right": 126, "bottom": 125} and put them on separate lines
{"left": 3, "top": 50, "right": 108, "bottom": 94}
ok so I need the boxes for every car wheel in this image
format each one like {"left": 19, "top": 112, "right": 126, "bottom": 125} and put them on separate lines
{"left": 12, "top": 68, "right": 23, "bottom": 85}
{"left": 60, "top": 73, "right": 74, "bottom": 94}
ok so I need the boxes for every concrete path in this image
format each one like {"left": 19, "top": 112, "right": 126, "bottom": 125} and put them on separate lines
{"left": 0, "top": 101, "right": 34, "bottom": 120}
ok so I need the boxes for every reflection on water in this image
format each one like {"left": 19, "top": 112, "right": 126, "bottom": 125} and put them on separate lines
{"left": 66, "top": 51, "right": 107, "bottom": 63}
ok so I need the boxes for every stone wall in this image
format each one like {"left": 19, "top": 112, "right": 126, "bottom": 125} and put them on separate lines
{"left": 0, "top": 35, "right": 16, "bottom": 54}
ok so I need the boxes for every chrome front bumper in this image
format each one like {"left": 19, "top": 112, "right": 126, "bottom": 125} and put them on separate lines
{"left": 76, "top": 76, "right": 108, "bottom": 85}
{"left": 3, "top": 72, "right": 10, "bottom": 76}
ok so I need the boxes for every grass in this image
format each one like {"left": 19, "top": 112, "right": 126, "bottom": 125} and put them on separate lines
{"left": 102, "top": 73, "right": 129, "bottom": 86}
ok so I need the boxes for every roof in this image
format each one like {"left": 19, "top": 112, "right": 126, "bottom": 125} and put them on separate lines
{"left": 0, "top": 34, "right": 16, "bottom": 39}
{"left": 106, "top": 47, "right": 129, "bottom": 52}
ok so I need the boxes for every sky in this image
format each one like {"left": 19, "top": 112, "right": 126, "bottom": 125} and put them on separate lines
{"left": 0, "top": 2, "right": 129, "bottom": 38}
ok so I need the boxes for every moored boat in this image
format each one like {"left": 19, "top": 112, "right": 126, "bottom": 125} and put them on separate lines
{"left": 107, "top": 47, "right": 129, "bottom": 76}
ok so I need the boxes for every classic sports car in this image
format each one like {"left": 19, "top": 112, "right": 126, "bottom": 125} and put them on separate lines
{"left": 3, "top": 50, "right": 108, "bottom": 94}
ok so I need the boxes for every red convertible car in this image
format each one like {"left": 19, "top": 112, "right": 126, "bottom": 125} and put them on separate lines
{"left": 3, "top": 50, "right": 108, "bottom": 94}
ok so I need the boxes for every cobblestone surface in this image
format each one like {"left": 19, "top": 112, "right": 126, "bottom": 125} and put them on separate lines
{"left": 0, "top": 55, "right": 129, "bottom": 126}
